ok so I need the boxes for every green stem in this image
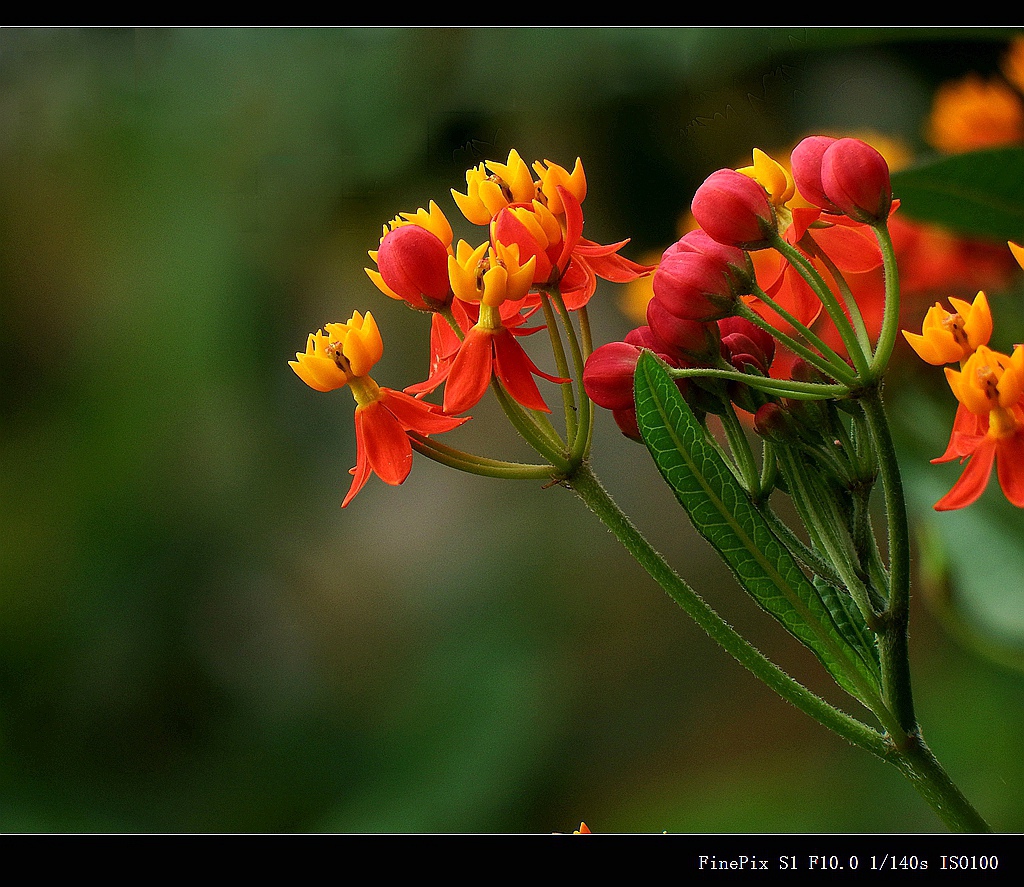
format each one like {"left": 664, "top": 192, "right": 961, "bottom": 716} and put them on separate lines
{"left": 769, "top": 231, "right": 873, "bottom": 379}
{"left": 860, "top": 386, "right": 915, "bottom": 733}
{"left": 537, "top": 292, "right": 578, "bottom": 446}
{"left": 776, "top": 447, "right": 880, "bottom": 630}
{"left": 491, "top": 380, "right": 570, "bottom": 472}
{"left": 719, "top": 404, "right": 760, "bottom": 494}
{"left": 409, "top": 433, "right": 558, "bottom": 480}
{"left": 870, "top": 222, "right": 902, "bottom": 377}
{"left": 890, "top": 735, "right": 993, "bottom": 833}
{"left": 804, "top": 238, "right": 872, "bottom": 355}
{"left": 668, "top": 366, "right": 849, "bottom": 400}
{"left": 741, "top": 288, "right": 857, "bottom": 385}
{"left": 548, "top": 289, "right": 594, "bottom": 463}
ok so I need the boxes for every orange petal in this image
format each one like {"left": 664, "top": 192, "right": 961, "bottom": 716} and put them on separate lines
{"left": 356, "top": 400, "right": 413, "bottom": 487}
{"left": 342, "top": 410, "right": 375, "bottom": 508}
{"left": 443, "top": 327, "right": 495, "bottom": 416}
{"left": 379, "top": 388, "right": 467, "bottom": 434}
{"left": 996, "top": 430, "right": 1024, "bottom": 507}
{"left": 934, "top": 436, "right": 996, "bottom": 511}
{"left": 492, "top": 328, "right": 566, "bottom": 413}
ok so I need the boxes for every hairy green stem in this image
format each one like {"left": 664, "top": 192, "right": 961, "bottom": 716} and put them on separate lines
{"left": 860, "top": 386, "right": 915, "bottom": 733}
{"left": 538, "top": 292, "right": 579, "bottom": 445}
{"left": 870, "top": 222, "right": 903, "bottom": 376}
{"left": 668, "top": 366, "right": 850, "bottom": 400}
{"left": 740, "top": 289, "right": 857, "bottom": 385}
{"left": 409, "top": 434, "right": 558, "bottom": 480}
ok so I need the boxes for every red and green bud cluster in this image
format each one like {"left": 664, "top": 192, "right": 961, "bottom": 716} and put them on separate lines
{"left": 586, "top": 133, "right": 895, "bottom": 441}
{"left": 584, "top": 228, "right": 779, "bottom": 442}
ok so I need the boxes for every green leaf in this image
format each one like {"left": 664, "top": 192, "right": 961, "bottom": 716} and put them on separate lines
{"left": 890, "top": 147, "right": 1024, "bottom": 242}
{"left": 633, "top": 351, "right": 880, "bottom": 702}
{"left": 814, "top": 575, "right": 882, "bottom": 682}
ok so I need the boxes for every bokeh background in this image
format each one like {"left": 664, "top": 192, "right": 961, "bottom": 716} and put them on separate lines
{"left": 2, "top": 26, "right": 1024, "bottom": 833}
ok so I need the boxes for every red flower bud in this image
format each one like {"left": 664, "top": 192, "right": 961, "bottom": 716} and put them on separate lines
{"left": 690, "top": 168, "right": 776, "bottom": 249}
{"left": 718, "top": 316, "right": 776, "bottom": 374}
{"left": 583, "top": 340, "right": 644, "bottom": 411}
{"left": 376, "top": 224, "right": 452, "bottom": 308}
{"left": 752, "top": 403, "right": 794, "bottom": 441}
{"left": 790, "top": 135, "right": 840, "bottom": 213}
{"left": 584, "top": 330, "right": 699, "bottom": 440}
{"left": 613, "top": 406, "right": 643, "bottom": 442}
{"left": 669, "top": 227, "right": 742, "bottom": 263}
{"left": 646, "top": 296, "right": 720, "bottom": 363}
{"left": 820, "top": 138, "right": 892, "bottom": 224}
{"left": 623, "top": 324, "right": 673, "bottom": 356}
{"left": 667, "top": 229, "right": 754, "bottom": 294}
{"left": 652, "top": 249, "right": 738, "bottom": 322}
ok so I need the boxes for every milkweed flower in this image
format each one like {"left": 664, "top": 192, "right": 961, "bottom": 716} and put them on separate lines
{"left": 481, "top": 157, "right": 652, "bottom": 309}
{"left": 289, "top": 310, "right": 467, "bottom": 507}
{"left": 448, "top": 240, "right": 538, "bottom": 308}
{"left": 442, "top": 240, "right": 565, "bottom": 416}
{"left": 532, "top": 156, "right": 587, "bottom": 215}
{"left": 901, "top": 291, "right": 992, "bottom": 365}
{"left": 932, "top": 345, "right": 1024, "bottom": 511}
{"left": 927, "top": 73, "right": 1024, "bottom": 154}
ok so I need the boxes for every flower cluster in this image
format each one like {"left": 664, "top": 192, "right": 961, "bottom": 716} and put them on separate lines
{"left": 291, "top": 150, "right": 652, "bottom": 505}
{"left": 903, "top": 245, "right": 1024, "bottom": 511}
{"left": 584, "top": 136, "right": 892, "bottom": 437}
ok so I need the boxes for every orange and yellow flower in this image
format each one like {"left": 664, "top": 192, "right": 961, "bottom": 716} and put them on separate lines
{"left": 933, "top": 345, "right": 1024, "bottom": 511}
{"left": 926, "top": 72, "right": 1024, "bottom": 154}
{"left": 451, "top": 148, "right": 538, "bottom": 225}
{"left": 290, "top": 311, "right": 466, "bottom": 506}
{"left": 459, "top": 155, "right": 651, "bottom": 310}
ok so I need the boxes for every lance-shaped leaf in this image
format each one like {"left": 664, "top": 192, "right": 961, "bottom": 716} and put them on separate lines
{"left": 633, "top": 351, "right": 880, "bottom": 702}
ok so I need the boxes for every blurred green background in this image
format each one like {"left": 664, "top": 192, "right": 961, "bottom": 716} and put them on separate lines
{"left": 2, "top": 26, "right": 1023, "bottom": 833}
